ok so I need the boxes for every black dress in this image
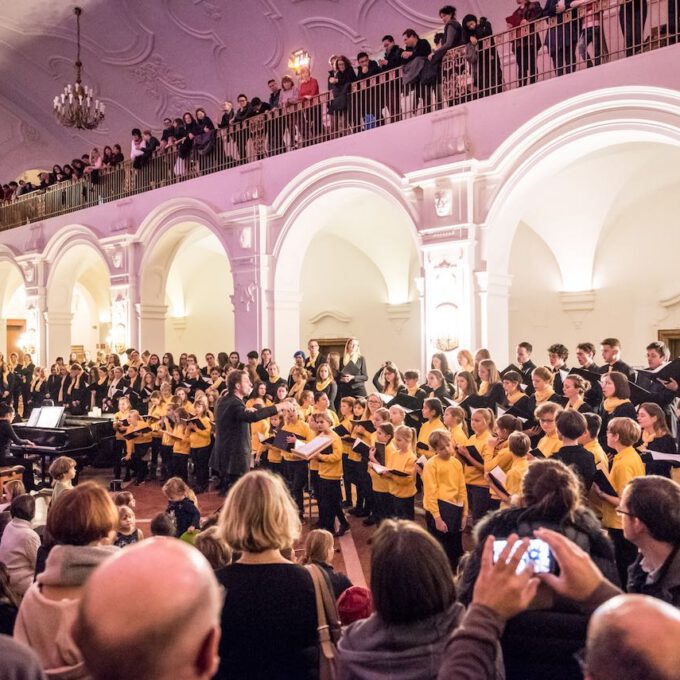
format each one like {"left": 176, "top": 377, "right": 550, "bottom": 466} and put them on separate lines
{"left": 641, "top": 433, "right": 678, "bottom": 478}
{"left": 215, "top": 562, "right": 318, "bottom": 680}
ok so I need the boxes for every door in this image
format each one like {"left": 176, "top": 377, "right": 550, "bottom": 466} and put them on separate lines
{"left": 6, "top": 319, "right": 26, "bottom": 362}
{"left": 658, "top": 329, "right": 680, "bottom": 359}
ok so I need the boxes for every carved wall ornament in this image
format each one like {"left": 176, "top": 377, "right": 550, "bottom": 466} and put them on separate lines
{"left": 233, "top": 281, "right": 258, "bottom": 313}
{"left": 21, "top": 263, "right": 35, "bottom": 283}
{"left": 434, "top": 188, "right": 453, "bottom": 217}
{"left": 239, "top": 226, "right": 253, "bottom": 249}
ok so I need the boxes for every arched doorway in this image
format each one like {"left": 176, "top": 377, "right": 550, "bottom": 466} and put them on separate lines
{"left": 45, "top": 243, "right": 111, "bottom": 361}
{"left": 0, "top": 258, "right": 28, "bottom": 360}
{"left": 274, "top": 184, "right": 421, "bottom": 374}
{"left": 139, "top": 222, "right": 235, "bottom": 358}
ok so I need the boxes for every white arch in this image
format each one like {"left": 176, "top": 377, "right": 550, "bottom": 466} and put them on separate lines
{"left": 271, "top": 159, "right": 422, "bottom": 369}
{"left": 482, "top": 86, "right": 680, "bottom": 275}
{"left": 42, "top": 224, "right": 112, "bottom": 278}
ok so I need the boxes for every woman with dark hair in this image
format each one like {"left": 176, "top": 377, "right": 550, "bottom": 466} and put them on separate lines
{"left": 425, "top": 369, "right": 451, "bottom": 401}
{"left": 162, "top": 352, "right": 176, "bottom": 372}
{"left": 327, "top": 55, "right": 356, "bottom": 138}
{"left": 337, "top": 519, "right": 462, "bottom": 678}
{"left": 51, "top": 165, "right": 65, "bottom": 183}
{"left": 458, "top": 459, "right": 617, "bottom": 679}
{"left": 462, "top": 14, "right": 502, "bottom": 96}
{"left": 599, "top": 371, "right": 636, "bottom": 449}
{"left": 227, "top": 352, "right": 244, "bottom": 370}
{"left": 102, "top": 146, "right": 114, "bottom": 167}
{"left": 146, "top": 353, "right": 160, "bottom": 374}
{"left": 111, "top": 144, "right": 125, "bottom": 165}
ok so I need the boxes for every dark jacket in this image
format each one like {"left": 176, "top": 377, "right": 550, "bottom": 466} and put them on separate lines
{"left": 554, "top": 444, "right": 597, "bottom": 490}
{"left": 210, "top": 393, "right": 277, "bottom": 476}
{"left": 457, "top": 505, "right": 618, "bottom": 679}
{"left": 313, "top": 561, "right": 352, "bottom": 599}
{"left": 628, "top": 545, "right": 680, "bottom": 607}
{"left": 431, "top": 19, "right": 463, "bottom": 64}
{"left": 336, "top": 356, "right": 368, "bottom": 400}
{"left": 166, "top": 497, "right": 201, "bottom": 537}
{"left": 381, "top": 44, "right": 403, "bottom": 71}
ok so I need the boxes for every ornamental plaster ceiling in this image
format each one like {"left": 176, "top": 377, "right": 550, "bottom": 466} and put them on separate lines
{"left": 0, "top": 0, "right": 503, "bottom": 181}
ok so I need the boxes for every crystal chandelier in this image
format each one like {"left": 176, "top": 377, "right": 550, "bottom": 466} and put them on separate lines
{"left": 53, "top": 7, "right": 105, "bottom": 130}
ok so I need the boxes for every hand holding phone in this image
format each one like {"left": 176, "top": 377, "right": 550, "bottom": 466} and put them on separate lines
{"left": 493, "top": 537, "right": 555, "bottom": 574}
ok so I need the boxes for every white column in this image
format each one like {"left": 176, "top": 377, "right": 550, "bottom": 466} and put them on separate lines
{"left": 475, "top": 272, "right": 514, "bottom": 364}
{"left": 271, "top": 288, "right": 302, "bottom": 363}
{"left": 45, "top": 311, "right": 73, "bottom": 361}
{"left": 137, "top": 304, "right": 168, "bottom": 353}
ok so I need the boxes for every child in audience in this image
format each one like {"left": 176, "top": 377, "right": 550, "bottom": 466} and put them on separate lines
{"left": 162, "top": 477, "right": 200, "bottom": 537}
{"left": 337, "top": 586, "right": 373, "bottom": 627}
{"left": 150, "top": 512, "right": 176, "bottom": 537}
{"left": 114, "top": 490, "right": 136, "bottom": 509}
{"left": 195, "top": 526, "right": 232, "bottom": 570}
{"left": 423, "top": 429, "right": 468, "bottom": 569}
{"left": 48, "top": 456, "right": 77, "bottom": 506}
{"left": 114, "top": 505, "right": 144, "bottom": 547}
{"left": 0, "top": 479, "right": 25, "bottom": 513}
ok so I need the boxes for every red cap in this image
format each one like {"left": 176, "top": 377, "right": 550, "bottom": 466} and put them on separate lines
{"left": 337, "top": 586, "right": 373, "bottom": 626}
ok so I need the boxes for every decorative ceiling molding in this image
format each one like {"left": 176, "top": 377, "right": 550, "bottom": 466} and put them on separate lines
{"left": 301, "top": 17, "right": 372, "bottom": 49}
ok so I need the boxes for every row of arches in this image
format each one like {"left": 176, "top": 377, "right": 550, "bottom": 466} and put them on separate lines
{"left": 2, "top": 86, "right": 680, "bottom": 368}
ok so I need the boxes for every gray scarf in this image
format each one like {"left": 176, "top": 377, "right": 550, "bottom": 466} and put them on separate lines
{"left": 38, "top": 544, "right": 118, "bottom": 587}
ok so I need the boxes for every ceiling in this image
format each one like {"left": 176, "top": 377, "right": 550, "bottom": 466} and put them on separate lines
{"left": 0, "top": 0, "right": 502, "bottom": 181}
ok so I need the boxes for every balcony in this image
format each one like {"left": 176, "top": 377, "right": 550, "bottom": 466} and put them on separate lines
{"left": 1, "top": 0, "right": 678, "bottom": 232}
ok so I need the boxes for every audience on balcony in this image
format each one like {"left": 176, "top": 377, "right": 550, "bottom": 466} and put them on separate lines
{"left": 1, "top": 0, "right": 677, "bottom": 205}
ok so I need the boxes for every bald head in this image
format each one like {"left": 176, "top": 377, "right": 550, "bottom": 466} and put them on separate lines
{"left": 74, "top": 538, "right": 222, "bottom": 680}
{"left": 586, "top": 594, "right": 680, "bottom": 680}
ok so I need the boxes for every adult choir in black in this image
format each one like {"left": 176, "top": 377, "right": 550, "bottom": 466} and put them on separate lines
{"left": 1, "top": 335, "right": 678, "bottom": 570}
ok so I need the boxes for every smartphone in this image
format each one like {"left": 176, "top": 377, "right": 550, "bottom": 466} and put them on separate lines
{"left": 492, "top": 538, "right": 555, "bottom": 574}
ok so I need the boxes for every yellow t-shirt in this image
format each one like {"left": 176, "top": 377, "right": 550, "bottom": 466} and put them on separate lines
{"left": 387, "top": 446, "right": 417, "bottom": 498}
{"left": 172, "top": 424, "right": 191, "bottom": 455}
{"left": 463, "top": 430, "right": 492, "bottom": 487}
{"left": 584, "top": 439, "right": 609, "bottom": 468}
{"left": 423, "top": 455, "right": 468, "bottom": 519}
{"left": 418, "top": 417, "right": 447, "bottom": 459}
{"left": 485, "top": 442, "right": 513, "bottom": 474}
{"left": 601, "top": 446, "right": 645, "bottom": 530}
{"left": 317, "top": 433, "right": 343, "bottom": 480}
{"left": 448, "top": 423, "right": 468, "bottom": 448}
{"left": 505, "top": 457, "right": 530, "bottom": 497}
{"left": 189, "top": 416, "right": 212, "bottom": 448}
{"left": 251, "top": 419, "right": 269, "bottom": 455}
{"left": 281, "top": 420, "right": 313, "bottom": 462}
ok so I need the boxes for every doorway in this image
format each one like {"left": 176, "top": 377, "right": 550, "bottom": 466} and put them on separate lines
{"left": 6, "top": 319, "right": 26, "bottom": 362}
{"left": 658, "top": 329, "right": 680, "bottom": 359}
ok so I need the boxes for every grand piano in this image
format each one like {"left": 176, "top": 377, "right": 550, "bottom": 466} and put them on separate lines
{"left": 11, "top": 406, "right": 115, "bottom": 485}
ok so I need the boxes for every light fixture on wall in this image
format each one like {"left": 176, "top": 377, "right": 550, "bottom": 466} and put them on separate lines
{"left": 53, "top": 7, "right": 105, "bottom": 130}
{"left": 288, "top": 49, "right": 311, "bottom": 74}
{"left": 18, "top": 328, "right": 36, "bottom": 356}
{"left": 432, "top": 303, "right": 459, "bottom": 352}
{"left": 106, "top": 322, "right": 126, "bottom": 354}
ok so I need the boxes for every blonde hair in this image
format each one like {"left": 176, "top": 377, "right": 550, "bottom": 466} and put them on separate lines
{"left": 195, "top": 526, "right": 232, "bottom": 569}
{"left": 301, "top": 529, "right": 334, "bottom": 565}
{"left": 3, "top": 479, "right": 25, "bottom": 501}
{"left": 457, "top": 349, "right": 474, "bottom": 371}
{"left": 162, "top": 477, "right": 190, "bottom": 499}
{"left": 479, "top": 359, "right": 501, "bottom": 385}
{"left": 219, "top": 470, "right": 300, "bottom": 553}
{"left": 394, "top": 424, "right": 416, "bottom": 448}
{"left": 343, "top": 337, "right": 360, "bottom": 365}
{"left": 444, "top": 406, "right": 469, "bottom": 436}
{"left": 608, "top": 417, "right": 642, "bottom": 447}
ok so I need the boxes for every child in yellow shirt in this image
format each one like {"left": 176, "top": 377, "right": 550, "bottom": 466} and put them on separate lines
{"left": 188, "top": 400, "right": 213, "bottom": 494}
{"left": 385, "top": 425, "right": 417, "bottom": 519}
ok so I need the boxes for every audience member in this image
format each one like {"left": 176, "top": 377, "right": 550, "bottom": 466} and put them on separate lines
{"left": 301, "top": 529, "right": 352, "bottom": 599}
{"left": 622, "top": 476, "right": 680, "bottom": 605}
{"left": 0, "top": 635, "right": 48, "bottom": 680}
{"left": 337, "top": 586, "right": 373, "bottom": 627}
{"left": 0, "top": 561, "right": 19, "bottom": 635}
{"left": 338, "top": 520, "right": 463, "bottom": 679}
{"left": 162, "top": 477, "right": 200, "bottom": 537}
{"left": 48, "top": 455, "right": 76, "bottom": 506}
{"left": 14, "top": 482, "right": 118, "bottom": 676}
{"left": 114, "top": 504, "right": 143, "bottom": 547}
{"left": 195, "top": 526, "right": 232, "bottom": 570}
{"left": 216, "top": 470, "right": 318, "bottom": 679}
{"left": 73, "top": 538, "right": 222, "bottom": 680}
{"left": 149, "top": 511, "right": 176, "bottom": 537}
{"left": 0, "top": 494, "right": 39, "bottom": 598}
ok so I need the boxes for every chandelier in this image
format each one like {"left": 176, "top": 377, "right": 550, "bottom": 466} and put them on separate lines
{"left": 53, "top": 7, "right": 105, "bottom": 130}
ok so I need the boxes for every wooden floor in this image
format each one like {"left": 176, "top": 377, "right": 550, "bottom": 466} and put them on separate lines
{"left": 80, "top": 467, "right": 396, "bottom": 588}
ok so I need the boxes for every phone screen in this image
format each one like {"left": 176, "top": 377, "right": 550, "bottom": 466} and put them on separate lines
{"left": 493, "top": 538, "right": 554, "bottom": 574}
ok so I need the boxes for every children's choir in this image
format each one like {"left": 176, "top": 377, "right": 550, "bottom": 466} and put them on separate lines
{"left": 2, "top": 335, "right": 679, "bottom": 572}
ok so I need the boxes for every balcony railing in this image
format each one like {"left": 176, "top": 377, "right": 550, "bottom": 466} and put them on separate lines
{"left": 1, "top": 0, "right": 677, "bottom": 231}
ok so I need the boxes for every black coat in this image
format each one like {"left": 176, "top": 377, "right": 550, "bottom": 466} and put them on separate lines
{"left": 381, "top": 44, "right": 403, "bottom": 71}
{"left": 554, "top": 444, "right": 597, "bottom": 490}
{"left": 336, "top": 356, "right": 368, "bottom": 400}
{"left": 211, "top": 393, "right": 277, "bottom": 476}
